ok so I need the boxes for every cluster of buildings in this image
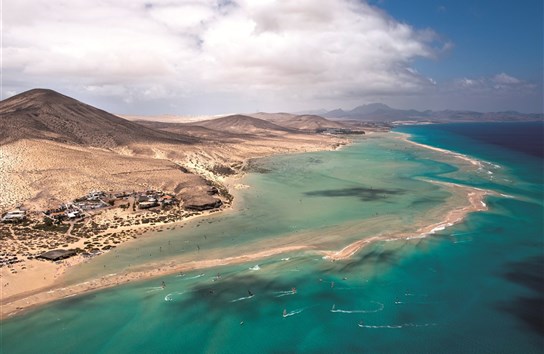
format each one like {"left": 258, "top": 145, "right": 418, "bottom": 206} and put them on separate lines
{"left": 136, "top": 190, "right": 177, "bottom": 209}
{"left": 44, "top": 205, "right": 84, "bottom": 222}
{"left": 1, "top": 209, "right": 26, "bottom": 223}
{"left": 2, "top": 189, "right": 180, "bottom": 226}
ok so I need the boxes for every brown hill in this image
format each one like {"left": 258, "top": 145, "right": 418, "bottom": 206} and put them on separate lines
{"left": 136, "top": 120, "right": 246, "bottom": 142}
{"left": 249, "top": 112, "right": 297, "bottom": 121}
{"left": 248, "top": 112, "right": 348, "bottom": 131}
{"left": 0, "top": 89, "right": 198, "bottom": 147}
{"left": 194, "top": 114, "right": 292, "bottom": 135}
{"left": 275, "top": 115, "right": 348, "bottom": 131}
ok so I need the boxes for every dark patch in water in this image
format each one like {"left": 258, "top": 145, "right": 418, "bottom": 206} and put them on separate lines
{"left": 304, "top": 187, "right": 403, "bottom": 201}
{"left": 409, "top": 197, "right": 442, "bottom": 207}
{"left": 164, "top": 273, "right": 345, "bottom": 320}
{"left": 57, "top": 293, "right": 97, "bottom": 307}
{"left": 336, "top": 249, "right": 400, "bottom": 273}
{"left": 497, "top": 255, "right": 544, "bottom": 336}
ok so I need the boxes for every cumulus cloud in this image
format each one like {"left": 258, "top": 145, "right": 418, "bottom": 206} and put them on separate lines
{"left": 3, "top": 0, "right": 447, "bottom": 112}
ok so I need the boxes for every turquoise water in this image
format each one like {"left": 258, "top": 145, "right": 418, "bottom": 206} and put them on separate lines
{"left": 1, "top": 123, "right": 543, "bottom": 353}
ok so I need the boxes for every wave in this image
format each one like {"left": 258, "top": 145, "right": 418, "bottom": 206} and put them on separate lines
{"left": 164, "top": 292, "right": 185, "bottom": 302}
{"left": 230, "top": 295, "right": 255, "bottom": 303}
{"left": 249, "top": 265, "right": 260, "bottom": 271}
{"left": 184, "top": 273, "right": 205, "bottom": 280}
{"left": 274, "top": 290, "right": 297, "bottom": 297}
{"left": 330, "top": 301, "right": 384, "bottom": 314}
{"left": 282, "top": 308, "right": 304, "bottom": 318}
{"left": 358, "top": 322, "right": 437, "bottom": 329}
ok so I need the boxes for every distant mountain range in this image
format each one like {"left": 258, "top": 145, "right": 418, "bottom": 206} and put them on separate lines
{"left": 319, "top": 103, "right": 543, "bottom": 123}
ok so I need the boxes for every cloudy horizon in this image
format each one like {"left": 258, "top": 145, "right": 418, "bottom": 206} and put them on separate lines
{"left": 2, "top": 0, "right": 543, "bottom": 115}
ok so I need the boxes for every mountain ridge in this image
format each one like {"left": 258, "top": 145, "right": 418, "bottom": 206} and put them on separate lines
{"left": 323, "top": 103, "right": 543, "bottom": 122}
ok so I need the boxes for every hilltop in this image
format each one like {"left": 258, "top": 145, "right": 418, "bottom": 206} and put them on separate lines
{"left": 193, "top": 114, "right": 292, "bottom": 134}
{"left": 0, "top": 89, "right": 198, "bottom": 147}
{"left": 266, "top": 114, "right": 349, "bottom": 131}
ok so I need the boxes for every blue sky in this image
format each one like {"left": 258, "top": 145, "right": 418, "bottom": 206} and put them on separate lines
{"left": 373, "top": 0, "right": 543, "bottom": 82}
{"left": 2, "top": 0, "right": 543, "bottom": 114}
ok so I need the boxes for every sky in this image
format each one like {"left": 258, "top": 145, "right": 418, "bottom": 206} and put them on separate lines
{"left": 2, "top": 0, "right": 542, "bottom": 114}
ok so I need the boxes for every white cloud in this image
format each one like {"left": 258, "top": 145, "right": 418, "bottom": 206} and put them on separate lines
{"left": 492, "top": 73, "right": 521, "bottom": 85}
{"left": 453, "top": 73, "right": 529, "bottom": 92}
{"left": 2, "top": 0, "right": 448, "bottom": 111}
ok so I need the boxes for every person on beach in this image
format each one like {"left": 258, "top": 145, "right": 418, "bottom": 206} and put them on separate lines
{"left": 161, "top": 281, "right": 166, "bottom": 289}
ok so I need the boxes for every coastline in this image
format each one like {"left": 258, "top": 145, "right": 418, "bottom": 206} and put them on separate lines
{"left": 321, "top": 182, "right": 491, "bottom": 260}
{"left": 0, "top": 137, "right": 347, "bottom": 319}
{"left": 394, "top": 131, "right": 484, "bottom": 167}
{"left": 1, "top": 132, "right": 493, "bottom": 320}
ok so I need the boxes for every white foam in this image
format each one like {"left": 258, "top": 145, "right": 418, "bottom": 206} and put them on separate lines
{"left": 283, "top": 308, "right": 304, "bottom": 318}
{"left": 330, "top": 301, "right": 384, "bottom": 314}
{"left": 230, "top": 295, "right": 255, "bottom": 303}
{"left": 274, "top": 290, "right": 296, "bottom": 297}
{"left": 425, "top": 222, "right": 453, "bottom": 235}
{"left": 185, "top": 273, "right": 205, "bottom": 280}
{"left": 164, "top": 292, "right": 185, "bottom": 302}
{"left": 358, "top": 322, "right": 436, "bottom": 329}
{"left": 249, "top": 265, "right": 261, "bottom": 271}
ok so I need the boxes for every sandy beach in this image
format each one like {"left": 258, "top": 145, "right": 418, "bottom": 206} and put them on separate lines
{"left": 1, "top": 245, "right": 311, "bottom": 319}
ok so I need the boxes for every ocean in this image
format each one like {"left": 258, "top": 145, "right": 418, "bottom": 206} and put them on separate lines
{"left": 1, "top": 122, "right": 543, "bottom": 353}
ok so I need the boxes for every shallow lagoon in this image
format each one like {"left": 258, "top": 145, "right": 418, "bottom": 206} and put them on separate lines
{"left": 2, "top": 124, "right": 543, "bottom": 353}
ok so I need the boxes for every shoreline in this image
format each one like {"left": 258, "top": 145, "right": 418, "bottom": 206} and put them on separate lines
{"left": 320, "top": 182, "right": 491, "bottom": 260}
{"left": 1, "top": 133, "right": 493, "bottom": 320}
{"left": 0, "top": 137, "right": 346, "bottom": 319}
{"left": 394, "top": 132, "right": 484, "bottom": 168}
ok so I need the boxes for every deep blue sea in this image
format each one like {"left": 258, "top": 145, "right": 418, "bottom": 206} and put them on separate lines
{"left": 1, "top": 122, "right": 543, "bottom": 353}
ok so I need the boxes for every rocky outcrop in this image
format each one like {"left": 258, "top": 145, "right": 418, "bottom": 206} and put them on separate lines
{"left": 183, "top": 197, "right": 222, "bottom": 211}
{"left": 180, "top": 184, "right": 223, "bottom": 211}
